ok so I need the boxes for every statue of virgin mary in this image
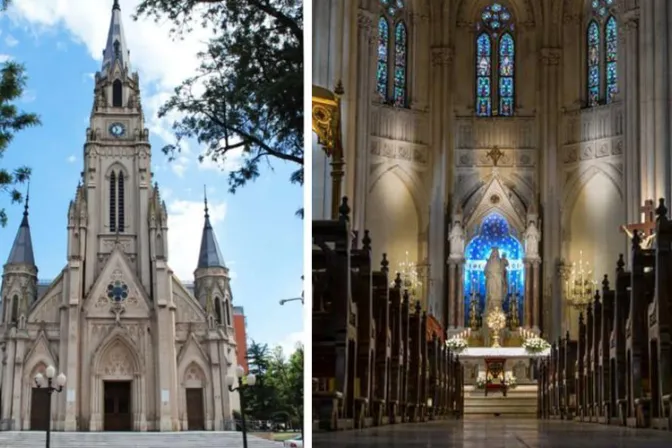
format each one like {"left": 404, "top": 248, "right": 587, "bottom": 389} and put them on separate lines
{"left": 484, "top": 248, "right": 508, "bottom": 311}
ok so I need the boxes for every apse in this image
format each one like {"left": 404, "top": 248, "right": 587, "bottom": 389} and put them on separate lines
{"left": 464, "top": 212, "right": 524, "bottom": 326}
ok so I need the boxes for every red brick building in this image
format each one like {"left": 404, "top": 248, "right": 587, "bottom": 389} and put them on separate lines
{"left": 233, "top": 306, "right": 249, "bottom": 373}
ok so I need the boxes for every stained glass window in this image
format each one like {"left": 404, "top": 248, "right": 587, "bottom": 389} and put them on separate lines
{"left": 587, "top": 0, "right": 617, "bottom": 107}
{"left": 498, "top": 33, "right": 515, "bottom": 116}
{"left": 377, "top": 0, "right": 408, "bottom": 107}
{"left": 605, "top": 16, "right": 618, "bottom": 103}
{"left": 393, "top": 22, "right": 407, "bottom": 107}
{"left": 587, "top": 21, "right": 600, "bottom": 107}
{"left": 376, "top": 17, "right": 389, "bottom": 100}
{"left": 107, "top": 280, "right": 129, "bottom": 302}
{"left": 475, "top": 3, "right": 514, "bottom": 117}
{"left": 476, "top": 33, "right": 492, "bottom": 117}
{"left": 464, "top": 213, "right": 524, "bottom": 326}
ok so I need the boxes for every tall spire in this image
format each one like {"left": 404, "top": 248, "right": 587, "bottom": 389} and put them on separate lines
{"left": 101, "top": 0, "right": 131, "bottom": 74}
{"left": 6, "top": 184, "right": 35, "bottom": 266}
{"left": 197, "top": 186, "right": 226, "bottom": 269}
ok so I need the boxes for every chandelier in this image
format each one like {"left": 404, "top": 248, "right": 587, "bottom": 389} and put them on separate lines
{"left": 390, "top": 251, "right": 422, "bottom": 297}
{"left": 566, "top": 250, "right": 596, "bottom": 310}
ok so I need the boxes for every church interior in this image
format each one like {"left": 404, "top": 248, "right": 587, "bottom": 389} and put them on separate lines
{"left": 312, "top": 0, "right": 672, "bottom": 444}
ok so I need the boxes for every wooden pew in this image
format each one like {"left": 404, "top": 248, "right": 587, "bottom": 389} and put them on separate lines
{"left": 537, "top": 358, "right": 546, "bottom": 418}
{"left": 387, "top": 274, "right": 404, "bottom": 423}
{"left": 350, "top": 231, "right": 375, "bottom": 428}
{"left": 625, "top": 233, "right": 655, "bottom": 428}
{"left": 548, "top": 342, "right": 558, "bottom": 418}
{"left": 399, "top": 290, "right": 411, "bottom": 421}
{"left": 372, "top": 254, "right": 391, "bottom": 426}
{"left": 574, "top": 312, "right": 586, "bottom": 421}
{"left": 591, "top": 290, "right": 602, "bottom": 422}
{"left": 610, "top": 254, "right": 630, "bottom": 426}
{"left": 406, "top": 300, "right": 423, "bottom": 422}
{"left": 312, "top": 198, "right": 358, "bottom": 430}
{"left": 427, "top": 333, "right": 439, "bottom": 420}
{"left": 599, "top": 276, "right": 615, "bottom": 424}
{"left": 563, "top": 331, "right": 578, "bottom": 420}
{"left": 420, "top": 311, "right": 429, "bottom": 421}
{"left": 648, "top": 199, "right": 672, "bottom": 429}
{"left": 557, "top": 336, "right": 567, "bottom": 419}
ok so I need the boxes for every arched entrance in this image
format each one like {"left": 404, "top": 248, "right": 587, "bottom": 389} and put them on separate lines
{"left": 90, "top": 334, "right": 145, "bottom": 431}
{"left": 464, "top": 212, "right": 524, "bottom": 327}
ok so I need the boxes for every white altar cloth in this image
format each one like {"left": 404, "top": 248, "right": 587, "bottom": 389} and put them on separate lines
{"left": 458, "top": 347, "right": 550, "bottom": 359}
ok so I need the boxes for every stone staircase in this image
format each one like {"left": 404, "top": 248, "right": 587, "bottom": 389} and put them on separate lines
{"left": 464, "top": 385, "right": 538, "bottom": 419}
{"left": 0, "top": 431, "right": 283, "bottom": 448}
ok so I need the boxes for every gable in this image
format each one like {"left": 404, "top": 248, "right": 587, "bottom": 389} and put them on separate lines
{"left": 84, "top": 248, "right": 151, "bottom": 320}
{"left": 172, "top": 276, "right": 206, "bottom": 323}
{"left": 23, "top": 329, "right": 58, "bottom": 370}
{"left": 28, "top": 271, "right": 65, "bottom": 323}
{"left": 177, "top": 332, "right": 210, "bottom": 368}
{"left": 465, "top": 175, "right": 526, "bottom": 233}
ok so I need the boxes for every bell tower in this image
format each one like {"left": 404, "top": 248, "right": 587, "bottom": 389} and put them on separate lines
{"left": 82, "top": 0, "right": 153, "bottom": 293}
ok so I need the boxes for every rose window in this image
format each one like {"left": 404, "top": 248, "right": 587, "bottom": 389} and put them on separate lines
{"left": 106, "top": 281, "right": 129, "bottom": 302}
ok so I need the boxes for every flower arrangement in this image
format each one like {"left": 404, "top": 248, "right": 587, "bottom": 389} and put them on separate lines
{"left": 522, "top": 336, "right": 551, "bottom": 354}
{"left": 475, "top": 375, "right": 488, "bottom": 389}
{"left": 503, "top": 372, "right": 517, "bottom": 389}
{"left": 445, "top": 337, "right": 468, "bottom": 353}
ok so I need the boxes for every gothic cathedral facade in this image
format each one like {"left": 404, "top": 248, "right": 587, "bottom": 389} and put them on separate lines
{"left": 0, "top": 2, "right": 238, "bottom": 431}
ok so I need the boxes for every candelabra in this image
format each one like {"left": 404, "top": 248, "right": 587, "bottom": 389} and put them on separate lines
{"left": 390, "top": 251, "right": 422, "bottom": 298}
{"left": 566, "top": 251, "right": 597, "bottom": 311}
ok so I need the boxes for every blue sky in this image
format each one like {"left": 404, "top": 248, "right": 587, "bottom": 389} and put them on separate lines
{"left": 0, "top": 1, "right": 304, "bottom": 355}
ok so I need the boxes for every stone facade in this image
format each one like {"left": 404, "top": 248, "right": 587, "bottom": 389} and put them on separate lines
{"left": 0, "top": 1, "right": 237, "bottom": 432}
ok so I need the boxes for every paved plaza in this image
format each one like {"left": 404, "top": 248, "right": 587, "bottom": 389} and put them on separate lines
{"left": 0, "top": 431, "right": 283, "bottom": 448}
{"left": 313, "top": 419, "right": 672, "bottom": 447}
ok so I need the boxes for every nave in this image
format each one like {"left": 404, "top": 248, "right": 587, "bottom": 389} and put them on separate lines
{"left": 313, "top": 419, "right": 672, "bottom": 448}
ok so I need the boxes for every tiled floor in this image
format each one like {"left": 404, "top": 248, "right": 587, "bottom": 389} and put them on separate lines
{"left": 313, "top": 419, "right": 672, "bottom": 447}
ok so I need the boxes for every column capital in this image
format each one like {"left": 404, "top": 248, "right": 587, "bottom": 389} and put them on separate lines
{"left": 446, "top": 256, "right": 464, "bottom": 265}
{"left": 357, "top": 10, "right": 374, "bottom": 32}
{"left": 524, "top": 257, "right": 542, "bottom": 266}
{"left": 539, "top": 47, "right": 561, "bottom": 66}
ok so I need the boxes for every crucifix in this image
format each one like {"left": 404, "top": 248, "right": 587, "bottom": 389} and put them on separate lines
{"left": 486, "top": 146, "right": 505, "bottom": 167}
{"left": 620, "top": 199, "right": 657, "bottom": 248}
{"left": 110, "top": 303, "right": 125, "bottom": 326}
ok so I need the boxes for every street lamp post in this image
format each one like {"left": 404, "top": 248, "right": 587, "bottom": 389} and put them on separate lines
{"left": 34, "top": 365, "right": 66, "bottom": 448}
{"left": 280, "top": 276, "right": 304, "bottom": 306}
{"left": 226, "top": 365, "right": 257, "bottom": 448}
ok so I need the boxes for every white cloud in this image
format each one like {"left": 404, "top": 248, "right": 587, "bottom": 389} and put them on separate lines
{"left": 0, "top": 54, "right": 12, "bottom": 62}
{"left": 66, "top": 154, "right": 76, "bottom": 163}
{"left": 8, "top": 0, "right": 211, "bottom": 146}
{"left": 166, "top": 198, "right": 226, "bottom": 281}
{"left": 4, "top": 35, "right": 18, "bottom": 47}
{"left": 20, "top": 89, "right": 36, "bottom": 103}
{"left": 198, "top": 145, "right": 244, "bottom": 173}
{"left": 273, "top": 331, "right": 304, "bottom": 357}
{"left": 171, "top": 155, "right": 189, "bottom": 177}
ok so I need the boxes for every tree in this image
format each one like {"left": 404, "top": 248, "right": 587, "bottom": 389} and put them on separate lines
{"left": 0, "top": 0, "right": 41, "bottom": 226}
{"left": 134, "top": 0, "right": 303, "bottom": 210}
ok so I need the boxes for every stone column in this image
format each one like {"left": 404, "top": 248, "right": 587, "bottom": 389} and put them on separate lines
{"left": 11, "top": 336, "right": 26, "bottom": 429}
{"left": 1, "top": 334, "right": 16, "bottom": 430}
{"left": 446, "top": 262, "right": 456, "bottom": 328}
{"left": 523, "top": 260, "right": 532, "bottom": 326}
{"left": 456, "top": 261, "right": 465, "bottom": 327}
{"left": 621, "top": 10, "right": 641, "bottom": 224}
{"left": 531, "top": 260, "right": 541, "bottom": 329}
{"left": 557, "top": 261, "right": 572, "bottom": 335}
{"left": 352, "top": 9, "right": 376, "bottom": 233}
{"left": 539, "top": 47, "right": 562, "bottom": 340}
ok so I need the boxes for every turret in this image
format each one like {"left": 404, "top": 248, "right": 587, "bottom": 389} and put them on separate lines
{"left": 193, "top": 188, "right": 232, "bottom": 328}
{"left": 1, "top": 191, "right": 37, "bottom": 326}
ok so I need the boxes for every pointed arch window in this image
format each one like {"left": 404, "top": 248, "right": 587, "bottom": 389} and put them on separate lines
{"left": 224, "top": 299, "right": 232, "bottom": 326}
{"left": 109, "top": 169, "right": 125, "bottom": 233}
{"left": 376, "top": 0, "right": 408, "bottom": 107}
{"left": 586, "top": 1, "right": 618, "bottom": 107}
{"left": 10, "top": 294, "right": 18, "bottom": 323}
{"left": 215, "top": 298, "right": 223, "bottom": 325}
{"left": 112, "top": 80, "right": 123, "bottom": 107}
{"left": 475, "top": 3, "right": 516, "bottom": 117}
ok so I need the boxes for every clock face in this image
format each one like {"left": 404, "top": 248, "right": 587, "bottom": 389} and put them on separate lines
{"left": 109, "top": 122, "right": 125, "bottom": 137}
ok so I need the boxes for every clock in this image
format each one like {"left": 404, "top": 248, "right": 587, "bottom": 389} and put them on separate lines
{"left": 109, "top": 122, "right": 125, "bottom": 138}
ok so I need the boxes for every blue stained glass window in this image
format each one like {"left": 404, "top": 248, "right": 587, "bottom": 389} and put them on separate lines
{"left": 106, "top": 280, "right": 129, "bottom": 302}
{"left": 498, "top": 33, "right": 515, "bottom": 116}
{"left": 587, "top": 21, "right": 600, "bottom": 107}
{"left": 476, "top": 33, "right": 492, "bottom": 117}
{"left": 476, "top": 3, "right": 515, "bottom": 117}
{"left": 393, "top": 21, "right": 408, "bottom": 107}
{"left": 605, "top": 16, "right": 618, "bottom": 103}
{"left": 376, "top": 17, "right": 389, "bottom": 100}
{"left": 464, "top": 213, "right": 524, "bottom": 326}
